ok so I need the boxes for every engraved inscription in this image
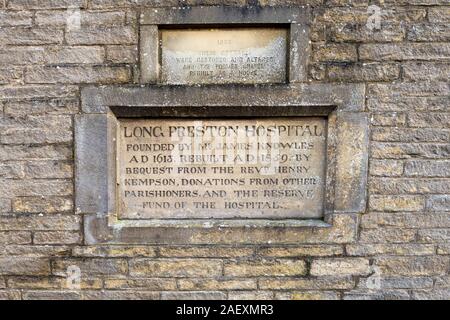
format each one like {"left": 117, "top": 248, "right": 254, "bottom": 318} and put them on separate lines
{"left": 117, "top": 118, "right": 327, "bottom": 220}
{"left": 160, "top": 28, "right": 288, "bottom": 85}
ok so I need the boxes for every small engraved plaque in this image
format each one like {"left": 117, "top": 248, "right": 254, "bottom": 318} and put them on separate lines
{"left": 160, "top": 28, "right": 288, "bottom": 85}
{"left": 117, "top": 117, "right": 327, "bottom": 220}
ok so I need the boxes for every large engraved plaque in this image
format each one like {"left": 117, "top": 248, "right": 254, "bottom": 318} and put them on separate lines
{"left": 160, "top": 28, "right": 288, "bottom": 85}
{"left": 117, "top": 118, "right": 327, "bottom": 220}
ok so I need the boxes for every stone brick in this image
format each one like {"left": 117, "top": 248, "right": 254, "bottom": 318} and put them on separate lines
{"left": 371, "top": 112, "right": 407, "bottom": 127}
{"left": 0, "top": 245, "right": 71, "bottom": 257}
{"left": 370, "top": 160, "right": 404, "bottom": 177}
{"left": 371, "top": 143, "right": 450, "bottom": 159}
{"left": 312, "top": 43, "right": 357, "bottom": 62}
{"left": 358, "top": 276, "right": 433, "bottom": 290}
{"left": 35, "top": 10, "right": 125, "bottom": 26}
{"left": 368, "top": 82, "right": 449, "bottom": 97}
{"left": 130, "top": 259, "right": 223, "bottom": 277}
{"left": 375, "top": 256, "right": 449, "bottom": 276}
{"left": 0, "top": 10, "right": 33, "bottom": 26}
{"left": 81, "top": 290, "right": 160, "bottom": 300}
{"left": 275, "top": 291, "right": 340, "bottom": 300}
{"left": 0, "top": 257, "right": 50, "bottom": 275}
{"left": 328, "top": 63, "right": 400, "bottom": 82}
{"left": 0, "top": 231, "right": 32, "bottom": 244}
{"left": 403, "top": 63, "right": 450, "bottom": 81}
{"left": 437, "top": 244, "right": 450, "bottom": 255}
{"left": 407, "top": 113, "right": 450, "bottom": 129}
{"left": 343, "top": 289, "right": 410, "bottom": 300}
{"left": 310, "top": 258, "right": 370, "bottom": 276}
{"left": 362, "top": 213, "right": 450, "bottom": 229}
{"left": 408, "top": 24, "right": 450, "bottom": 42}
{"left": 44, "top": 47, "right": 105, "bottom": 64}
{"left": 7, "top": 276, "right": 101, "bottom": 290}
{"left": 66, "top": 26, "right": 137, "bottom": 45}
{"left": 34, "top": 231, "right": 81, "bottom": 245}
{"left": 178, "top": 278, "right": 257, "bottom": 291}
{"left": 0, "top": 180, "right": 73, "bottom": 198}
{"left": 359, "top": 228, "right": 417, "bottom": 244}
{"left": 24, "top": 161, "right": 72, "bottom": 179}
{"left": 22, "top": 290, "right": 81, "bottom": 300}
{"left": 369, "top": 178, "right": 450, "bottom": 195}
{"left": 4, "top": 100, "right": 79, "bottom": 117}
{"left": 259, "top": 277, "right": 355, "bottom": 290}
{"left": 0, "top": 290, "right": 21, "bottom": 300}
{"left": 13, "top": 197, "right": 73, "bottom": 214}
{"left": 104, "top": 278, "right": 177, "bottom": 290}
{"left": 25, "top": 66, "right": 131, "bottom": 84}
{"left": 405, "top": 160, "right": 450, "bottom": 177}
{"left": 0, "top": 47, "right": 46, "bottom": 65}
{"left": 162, "top": 291, "right": 226, "bottom": 300}
{"left": 372, "top": 128, "right": 450, "bottom": 143}
{"left": 0, "top": 85, "right": 78, "bottom": 99}
{"left": 73, "top": 246, "right": 157, "bottom": 258}
{"left": 228, "top": 291, "right": 274, "bottom": 300}
{"left": 53, "top": 259, "right": 128, "bottom": 276}
{"left": 346, "top": 244, "right": 435, "bottom": 256}
{"left": 330, "top": 23, "right": 405, "bottom": 43}
{"left": 0, "top": 145, "right": 72, "bottom": 161}
{"left": 8, "top": 0, "right": 86, "bottom": 9}
{"left": 367, "top": 96, "right": 449, "bottom": 112}
{"left": 418, "top": 229, "right": 450, "bottom": 242}
{"left": 257, "top": 245, "right": 344, "bottom": 257}
{"left": 426, "top": 195, "right": 450, "bottom": 212}
{"left": 0, "top": 198, "right": 10, "bottom": 213}
{"left": 428, "top": 7, "right": 450, "bottom": 23}
{"left": 369, "top": 195, "right": 425, "bottom": 212}
{"left": 1, "top": 116, "right": 72, "bottom": 145}
{"left": 435, "top": 276, "right": 450, "bottom": 287}
{"left": 0, "top": 163, "right": 25, "bottom": 179}
{"left": 360, "top": 43, "right": 450, "bottom": 61}
{"left": 0, "top": 215, "right": 80, "bottom": 231}
{"left": 0, "top": 27, "right": 64, "bottom": 45}
{"left": 0, "top": 67, "right": 24, "bottom": 84}
{"left": 412, "top": 289, "right": 450, "bottom": 300}
{"left": 106, "top": 45, "right": 138, "bottom": 63}
{"left": 159, "top": 246, "right": 254, "bottom": 258}
{"left": 224, "top": 259, "right": 307, "bottom": 277}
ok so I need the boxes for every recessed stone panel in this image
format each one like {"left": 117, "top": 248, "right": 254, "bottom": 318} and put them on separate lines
{"left": 160, "top": 28, "right": 288, "bottom": 85}
{"left": 117, "top": 117, "right": 327, "bottom": 219}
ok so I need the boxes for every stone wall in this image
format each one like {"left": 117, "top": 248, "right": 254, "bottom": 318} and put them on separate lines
{"left": 0, "top": 0, "right": 449, "bottom": 300}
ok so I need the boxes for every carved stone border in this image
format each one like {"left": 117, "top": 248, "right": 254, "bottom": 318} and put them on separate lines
{"left": 139, "top": 6, "right": 311, "bottom": 84}
{"left": 76, "top": 83, "right": 368, "bottom": 244}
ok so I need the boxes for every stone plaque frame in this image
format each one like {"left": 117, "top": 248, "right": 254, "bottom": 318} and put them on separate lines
{"left": 77, "top": 84, "right": 368, "bottom": 245}
{"left": 139, "top": 6, "right": 311, "bottom": 84}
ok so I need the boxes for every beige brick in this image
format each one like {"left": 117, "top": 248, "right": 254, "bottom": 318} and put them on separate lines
{"left": 224, "top": 259, "right": 307, "bottom": 277}
{"left": 129, "top": 259, "right": 222, "bottom": 277}
{"left": 0, "top": 257, "right": 50, "bottom": 275}
{"left": 13, "top": 197, "right": 73, "bottom": 214}
{"left": 259, "top": 277, "right": 355, "bottom": 290}
{"left": 104, "top": 278, "right": 176, "bottom": 290}
{"left": 369, "top": 195, "right": 425, "bottom": 212}
{"left": 228, "top": 291, "right": 273, "bottom": 300}
{"left": 34, "top": 231, "right": 81, "bottom": 245}
{"left": 257, "top": 245, "right": 343, "bottom": 257}
{"left": 376, "top": 256, "right": 449, "bottom": 276}
{"left": 370, "top": 160, "right": 404, "bottom": 177}
{"left": 53, "top": 259, "right": 128, "bottom": 276}
{"left": 310, "top": 258, "right": 370, "bottom": 276}
{"left": 275, "top": 291, "right": 340, "bottom": 300}
{"left": 347, "top": 244, "right": 435, "bottom": 256}
{"left": 178, "top": 278, "right": 257, "bottom": 291}
{"left": 159, "top": 246, "right": 253, "bottom": 258}
{"left": 0, "top": 231, "right": 32, "bottom": 245}
{"left": 73, "top": 246, "right": 157, "bottom": 258}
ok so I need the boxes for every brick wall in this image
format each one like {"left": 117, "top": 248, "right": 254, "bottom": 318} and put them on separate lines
{"left": 0, "top": 0, "right": 449, "bottom": 300}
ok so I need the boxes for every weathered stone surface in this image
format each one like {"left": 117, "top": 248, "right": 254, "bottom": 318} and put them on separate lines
{"left": 259, "top": 276, "right": 355, "bottom": 290}
{"left": 162, "top": 291, "right": 226, "bottom": 300}
{"left": 360, "top": 43, "right": 450, "bottom": 61}
{"left": 310, "top": 258, "right": 370, "bottom": 276}
{"left": 0, "top": 231, "right": 32, "bottom": 245}
{"left": 407, "top": 24, "right": 450, "bottom": 42}
{"left": 275, "top": 291, "right": 340, "bottom": 300}
{"left": 130, "top": 259, "right": 223, "bottom": 277}
{"left": 0, "top": 257, "right": 50, "bottom": 275}
{"left": 66, "top": 26, "right": 137, "bottom": 45}
{"left": 371, "top": 112, "right": 407, "bottom": 127}
{"left": 43, "top": 47, "right": 104, "bottom": 64}
{"left": 26, "top": 66, "right": 131, "bottom": 84}
{"left": 257, "top": 245, "right": 344, "bottom": 257}
{"left": 159, "top": 247, "right": 254, "bottom": 258}
{"left": 407, "top": 160, "right": 450, "bottom": 178}
{"left": 403, "top": 62, "right": 450, "bottom": 81}
{"left": 418, "top": 229, "right": 450, "bottom": 242}
{"left": 412, "top": 289, "right": 450, "bottom": 300}
{"left": 177, "top": 278, "right": 257, "bottom": 291}
{"left": 35, "top": 10, "right": 125, "bottom": 26}
{"left": 4, "top": 100, "right": 79, "bottom": 117}
{"left": 8, "top": 0, "right": 86, "bottom": 9}
{"left": 228, "top": 291, "right": 273, "bottom": 300}
{"left": 426, "top": 195, "right": 450, "bottom": 212}
{"left": 358, "top": 276, "right": 433, "bottom": 290}
{"left": 0, "top": 215, "right": 80, "bottom": 231}
{"left": 362, "top": 213, "right": 450, "bottom": 229}
{"left": 328, "top": 63, "right": 400, "bottom": 82}
{"left": 343, "top": 289, "right": 410, "bottom": 300}
{"left": 0, "top": 198, "right": 10, "bottom": 213}
{"left": 407, "top": 113, "right": 450, "bottom": 128}
{"left": 369, "top": 195, "right": 425, "bottom": 212}
{"left": 370, "top": 160, "right": 404, "bottom": 177}
{"left": 34, "top": 231, "right": 81, "bottom": 245}
{"left": 224, "top": 259, "right": 307, "bottom": 277}
{"left": 312, "top": 43, "right": 357, "bottom": 62}
{"left": 346, "top": 244, "right": 435, "bottom": 256}
{"left": 53, "top": 259, "right": 128, "bottom": 276}
{"left": 372, "top": 127, "right": 450, "bottom": 143}
{"left": 0, "top": 10, "right": 33, "bottom": 26}
{"left": 359, "top": 228, "right": 417, "bottom": 244}
{"left": 375, "top": 256, "right": 449, "bottom": 276}
{"left": 73, "top": 246, "right": 157, "bottom": 258}
{"left": 0, "top": 27, "right": 64, "bottom": 45}
{"left": 104, "top": 278, "right": 176, "bottom": 290}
